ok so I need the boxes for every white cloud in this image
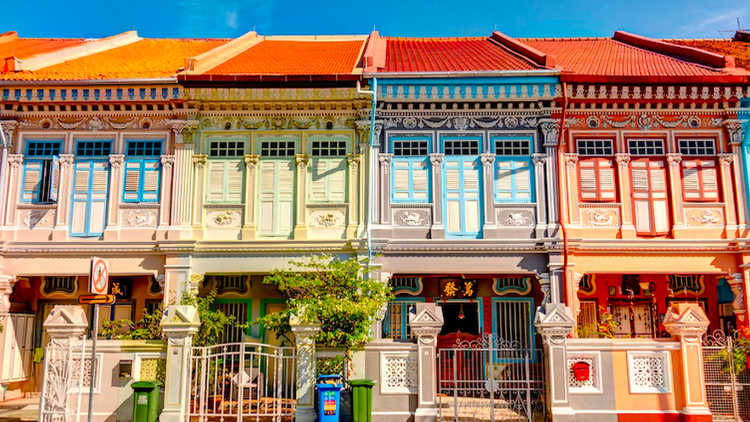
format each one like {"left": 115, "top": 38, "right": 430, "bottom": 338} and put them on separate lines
{"left": 679, "top": 8, "right": 747, "bottom": 37}
{"left": 226, "top": 10, "right": 238, "bottom": 29}
{"left": 175, "top": 0, "right": 273, "bottom": 37}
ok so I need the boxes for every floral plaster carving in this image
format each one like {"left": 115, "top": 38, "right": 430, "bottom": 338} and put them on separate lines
{"left": 125, "top": 210, "right": 156, "bottom": 227}
{"left": 666, "top": 153, "right": 682, "bottom": 169}
{"left": 21, "top": 209, "right": 53, "bottom": 228}
{"left": 213, "top": 211, "right": 237, "bottom": 226}
{"left": 724, "top": 121, "right": 746, "bottom": 144}
{"left": 316, "top": 214, "right": 337, "bottom": 227}
{"left": 585, "top": 209, "right": 617, "bottom": 227}
{"left": 398, "top": 211, "right": 428, "bottom": 227}
{"left": 615, "top": 153, "right": 631, "bottom": 168}
{"left": 719, "top": 154, "right": 734, "bottom": 168}
{"left": 687, "top": 209, "right": 722, "bottom": 226}
{"left": 505, "top": 213, "right": 531, "bottom": 226}
{"left": 497, "top": 209, "right": 534, "bottom": 227}
{"left": 564, "top": 154, "right": 579, "bottom": 169}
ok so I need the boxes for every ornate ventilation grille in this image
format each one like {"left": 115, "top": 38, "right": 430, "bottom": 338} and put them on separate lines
{"left": 389, "top": 277, "right": 423, "bottom": 295}
{"left": 492, "top": 277, "right": 531, "bottom": 295}
{"left": 211, "top": 275, "right": 250, "bottom": 295}
{"left": 668, "top": 275, "right": 703, "bottom": 294}
{"left": 579, "top": 274, "right": 595, "bottom": 294}
{"left": 41, "top": 276, "right": 78, "bottom": 295}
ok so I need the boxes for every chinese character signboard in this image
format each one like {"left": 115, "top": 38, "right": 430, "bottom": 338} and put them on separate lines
{"left": 440, "top": 278, "right": 477, "bottom": 301}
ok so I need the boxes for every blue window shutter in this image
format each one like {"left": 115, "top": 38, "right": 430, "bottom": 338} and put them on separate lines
{"left": 392, "top": 158, "right": 430, "bottom": 203}
{"left": 22, "top": 161, "right": 42, "bottom": 202}
{"left": 141, "top": 159, "right": 160, "bottom": 202}
{"left": 123, "top": 159, "right": 160, "bottom": 202}
{"left": 49, "top": 156, "right": 60, "bottom": 202}
{"left": 123, "top": 159, "right": 143, "bottom": 202}
{"left": 495, "top": 159, "right": 533, "bottom": 203}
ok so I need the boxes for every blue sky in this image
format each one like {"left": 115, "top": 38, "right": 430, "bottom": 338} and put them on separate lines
{"left": 3, "top": 0, "right": 749, "bottom": 39}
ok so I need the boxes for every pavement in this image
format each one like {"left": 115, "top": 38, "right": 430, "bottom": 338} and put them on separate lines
{"left": 0, "top": 398, "right": 38, "bottom": 422}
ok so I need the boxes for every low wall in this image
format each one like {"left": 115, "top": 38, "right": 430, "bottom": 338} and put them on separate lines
{"left": 565, "top": 338, "right": 685, "bottom": 422}
{"left": 359, "top": 340, "right": 418, "bottom": 422}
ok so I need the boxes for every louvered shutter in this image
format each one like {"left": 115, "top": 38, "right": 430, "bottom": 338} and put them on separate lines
{"left": 392, "top": 160, "right": 411, "bottom": 201}
{"left": 310, "top": 159, "right": 328, "bottom": 202}
{"left": 276, "top": 161, "right": 295, "bottom": 234}
{"left": 258, "top": 161, "right": 276, "bottom": 233}
{"left": 412, "top": 160, "right": 429, "bottom": 201}
{"left": 579, "top": 160, "right": 598, "bottom": 200}
{"left": 444, "top": 166, "right": 462, "bottom": 233}
{"left": 463, "top": 160, "right": 481, "bottom": 233}
{"left": 496, "top": 161, "right": 514, "bottom": 200}
{"left": 496, "top": 160, "right": 532, "bottom": 202}
{"left": 632, "top": 159, "right": 669, "bottom": 236}
{"left": 682, "top": 159, "right": 718, "bottom": 201}
{"left": 123, "top": 160, "right": 142, "bottom": 201}
{"left": 598, "top": 160, "right": 616, "bottom": 200}
{"left": 22, "top": 161, "right": 42, "bottom": 202}
{"left": 49, "top": 156, "right": 60, "bottom": 202}
{"left": 206, "top": 160, "right": 226, "bottom": 202}
{"left": 88, "top": 161, "right": 109, "bottom": 235}
{"left": 515, "top": 161, "right": 531, "bottom": 200}
{"left": 225, "top": 160, "right": 243, "bottom": 202}
{"left": 258, "top": 160, "right": 295, "bottom": 235}
{"left": 141, "top": 159, "right": 160, "bottom": 202}
{"left": 579, "top": 158, "right": 615, "bottom": 201}
{"left": 327, "top": 158, "right": 346, "bottom": 202}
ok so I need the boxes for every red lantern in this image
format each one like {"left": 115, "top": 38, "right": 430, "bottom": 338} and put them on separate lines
{"left": 572, "top": 361, "right": 591, "bottom": 382}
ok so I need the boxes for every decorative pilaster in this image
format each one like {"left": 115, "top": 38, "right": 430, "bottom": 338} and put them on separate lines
{"left": 429, "top": 153, "right": 444, "bottom": 238}
{"left": 191, "top": 155, "right": 207, "bottom": 234}
{"left": 290, "top": 313, "right": 321, "bottom": 422}
{"left": 666, "top": 153, "right": 687, "bottom": 234}
{"left": 719, "top": 154, "right": 739, "bottom": 235}
{"left": 409, "top": 303, "right": 445, "bottom": 422}
{"left": 663, "top": 303, "right": 712, "bottom": 422}
{"left": 160, "top": 306, "right": 201, "bottom": 422}
{"left": 167, "top": 120, "right": 187, "bottom": 145}
{"left": 103, "top": 154, "right": 124, "bottom": 239}
{"left": 158, "top": 155, "right": 176, "bottom": 231}
{"left": 0, "top": 275, "right": 16, "bottom": 315}
{"left": 727, "top": 273, "right": 747, "bottom": 326}
{"left": 532, "top": 154, "right": 548, "bottom": 236}
{"left": 724, "top": 120, "right": 746, "bottom": 145}
{"left": 52, "top": 154, "right": 75, "bottom": 240}
{"left": 562, "top": 153, "right": 578, "bottom": 226}
{"left": 4, "top": 155, "right": 23, "bottom": 229}
{"left": 371, "top": 271, "right": 392, "bottom": 340}
{"left": 535, "top": 303, "right": 576, "bottom": 422}
{"left": 241, "top": 154, "right": 259, "bottom": 240}
{"left": 378, "top": 154, "right": 393, "bottom": 225}
{"left": 294, "top": 154, "right": 310, "bottom": 240}
{"left": 169, "top": 145, "right": 195, "bottom": 239}
{"left": 346, "top": 153, "right": 361, "bottom": 238}
{"left": 480, "top": 152, "right": 497, "bottom": 235}
{"left": 615, "top": 153, "right": 635, "bottom": 237}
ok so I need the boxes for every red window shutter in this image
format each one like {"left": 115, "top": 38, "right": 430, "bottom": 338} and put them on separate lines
{"left": 631, "top": 159, "right": 670, "bottom": 236}
{"left": 578, "top": 158, "right": 616, "bottom": 202}
{"left": 682, "top": 159, "right": 718, "bottom": 202}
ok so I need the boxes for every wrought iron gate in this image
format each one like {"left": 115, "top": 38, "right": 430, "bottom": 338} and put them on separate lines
{"left": 188, "top": 342, "right": 297, "bottom": 422}
{"left": 703, "top": 330, "right": 750, "bottom": 421}
{"left": 438, "top": 334, "right": 545, "bottom": 422}
{"left": 38, "top": 336, "right": 87, "bottom": 422}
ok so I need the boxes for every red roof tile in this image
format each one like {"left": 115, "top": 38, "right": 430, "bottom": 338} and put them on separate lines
{"left": 2, "top": 38, "right": 228, "bottom": 81}
{"left": 205, "top": 39, "right": 365, "bottom": 75}
{"left": 520, "top": 38, "right": 725, "bottom": 78}
{"left": 664, "top": 39, "right": 750, "bottom": 72}
{"left": 381, "top": 37, "right": 540, "bottom": 73}
{"left": 0, "top": 38, "right": 87, "bottom": 61}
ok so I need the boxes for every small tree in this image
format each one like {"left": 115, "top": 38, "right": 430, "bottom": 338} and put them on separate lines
{"left": 254, "top": 255, "right": 392, "bottom": 371}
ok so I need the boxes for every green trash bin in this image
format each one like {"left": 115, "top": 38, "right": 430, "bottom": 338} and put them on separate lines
{"left": 349, "top": 379, "right": 375, "bottom": 422}
{"left": 131, "top": 380, "right": 162, "bottom": 422}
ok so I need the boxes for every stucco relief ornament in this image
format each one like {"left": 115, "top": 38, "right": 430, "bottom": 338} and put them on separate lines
{"left": 192, "top": 155, "right": 207, "bottom": 170}
{"left": 689, "top": 209, "right": 721, "bottom": 226}
{"left": 586, "top": 209, "right": 614, "bottom": 227}
{"left": 244, "top": 154, "right": 259, "bottom": 170}
{"left": 400, "top": 211, "right": 425, "bottom": 227}
{"left": 7, "top": 155, "right": 23, "bottom": 173}
{"left": 126, "top": 211, "right": 156, "bottom": 227}
{"left": 295, "top": 154, "right": 310, "bottom": 169}
{"left": 453, "top": 117, "right": 470, "bottom": 131}
{"left": 532, "top": 154, "right": 547, "bottom": 167}
{"left": 724, "top": 121, "right": 746, "bottom": 144}
{"left": 55, "top": 117, "right": 86, "bottom": 130}
{"left": 505, "top": 213, "right": 531, "bottom": 226}
{"left": 503, "top": 116, "right": 519, "bottom": 129}
{"left": 316, "top": 214, "right": 337, "bottom": 227}
{"left": 615, "top": 153, "right": 631, "bottom": 168}
{"left": 687, "top": 116, "right": 702, "bottom": 129}
{"left": 540, "top": 122, "right": 559, "bottom": 144}
{"left": 601, "top": 115, "right": 634, "bottom": 129}
{"left": 22, "top": 210, "right": 50, "bottom": 228}
{"left": 88, "top": 116, "right": 104, "bottom": 131}
{"left": 480, "top": 152, "right": 496, "bottom": 166}
{"left": 564, "top": 154, "right": 579, "bottom": 169}
{"left": 586, "top": 116, "right": 601, "bottom": 128}
{"left": 402, "top": 117, "right": 418, "bottom": 129}
{"left": 161, "top": 155, "right": 175, "bottom": 168}
{"left": 719, "top": 154, "right": 734, "bottom": 168}
{"left": 213, "top": 211, "right": 236, "bottom": 226}
{"left": 347, "top": 154, "right": 360, "bottom": 169}
{"left": 429, "top": 153, "right": 444, "bottom": 165}
{"left": 39, "top": 118, "right": 54, "bottom": 130}
{"left": 666, "top": 153, "right": 682, "bottom": 169}
{"left": 653, "top": 115, "right": 687, "bottom": 129}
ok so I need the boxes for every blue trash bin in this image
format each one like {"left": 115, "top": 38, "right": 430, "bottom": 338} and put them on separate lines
{"left": 316, "top": 375, "right": 343, "bottom": 422}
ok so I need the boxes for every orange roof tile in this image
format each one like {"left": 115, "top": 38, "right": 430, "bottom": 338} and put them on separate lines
{"left": 2, "top": 38, "right": 228, "bottom": 81}
{"left": 664, "top": 39, "right": 750, "bottom": 72}
{"left": 520, "top": 38, "right": 725, "bottom": 78}
{"left": 381, "top": 37, "right": 540, "bottom": 73}
{"left": 204, "top": 39, "right": 365, "bottom": 75}
{"left": 0, "top": 38, "right": 87, "bottom": 61}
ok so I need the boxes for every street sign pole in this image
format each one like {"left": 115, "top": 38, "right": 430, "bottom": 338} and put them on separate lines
{"left": 87, "top": 304, "right": 98, "bottom": 422}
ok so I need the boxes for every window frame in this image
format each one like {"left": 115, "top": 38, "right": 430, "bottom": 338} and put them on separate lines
{"left": 493, "top": 137, "right": 534, "bottom": 203}
{"left": 123, "top": 139, "right": 163, "bottom": 203}
{"left": 677, "top": 138, "right": 719, "bottom": 203}
{"left": 309, "top": 137, "right": 348, "bottom": 203}
{"left": 22, "top": 139, "right": 63, "bottom": 203}
{"left": 576, "top": 137, "right": 617, "bottom": 203}
{"left": 390, "top": 136, "right": 432, "bottom": 204}
{"left": 491, "top": 297, "right": 536, "bottom": 363}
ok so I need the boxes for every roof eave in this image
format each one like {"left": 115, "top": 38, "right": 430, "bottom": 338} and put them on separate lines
{"left": 365, "top": 69, "right": 561, "bottom": 78}
{"left": 559, "top": 73, "right": 750, "bottom": 85}
{"left": 0, "top": 77, "right": 178, "bottom": 85}
{"left": 177, "top": 74, "right": 362, "bottom": 83}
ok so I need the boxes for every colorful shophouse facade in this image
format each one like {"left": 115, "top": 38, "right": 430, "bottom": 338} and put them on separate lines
{"left": 364, "top": 32, "right": 563, "bottom": 352}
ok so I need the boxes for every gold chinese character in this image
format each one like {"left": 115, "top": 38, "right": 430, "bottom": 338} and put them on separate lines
{"left": 443, "top": 281, "right": 458, "bottom": 298}
{"left": 111, "top": 282, "right": 123, "bottom": 296}
{"left": 463, "top": 281, "right": 474, "bottom": 297}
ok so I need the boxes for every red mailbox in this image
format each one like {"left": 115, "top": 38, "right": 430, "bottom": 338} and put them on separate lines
{"left": 572, "top": 361, "right": 591, "bottom": 382}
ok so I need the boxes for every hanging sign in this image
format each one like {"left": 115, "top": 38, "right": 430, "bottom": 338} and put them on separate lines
{"left": 440, "top": 278, "right": 477, "bottom": 301}
{"left": 89, "top": 257, "right": 109, "bottom": 295}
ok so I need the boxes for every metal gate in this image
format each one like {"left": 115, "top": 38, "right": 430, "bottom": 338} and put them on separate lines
{"left": 438, "top": 334, "right": 545, "bottom": 422}
{"left": 38, "top": 336, "right": 87, "bottom": 422}
{"left": 188, "top": 342, "right": 297, "bottom": 422}
{"left": 703, "top": 330, "right": 750, "bottom": 421}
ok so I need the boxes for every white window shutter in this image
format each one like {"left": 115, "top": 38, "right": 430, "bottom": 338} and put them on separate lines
{"left": 579, "top": 160, "right": 598, "bottom": 200}
{"left": 310, "top": 159, "right": 328, "bottom": 202}
{"left": 631, "top": 161, "right": 652, "bottom": 234}
{"left": 392, "top": 160, "right": 411, "bottom": 200}
{"left": 328, "top": 158, "right": 347, "bottom": 202}
{"left": 701, "top": 160, "right": 719, "bottom": 200}
{"left": 124, "top": 160, "right": 141, "bottom": 201}
{"left": 49, "top": 156, "right": 60, "bottom": 202}
{"left": 682, "top": 160, "right": 700, "bottom": 199}
{"left": 142, "top": 160, "right": 160, "bottom": 201}
{"left": 276, "top": 161, "right": 295, "bottom": 234}
{"left": 496, "top": 160, "right": 513, "bottom": 199}
{"left": 515, "top": 161, "right": 531, "bottom": 199}
{"left": 207, "top": 160, "right": 226, "bottom": 202}
{"left": 598, "top": 160, "right": 616, "bottom": 200}
{"left": 22, "top": 162, "right": 42, "bottom": 201}
{"left": 412, "top": 160, "right": 429, "bottom": 200}
{"left": 258, "top": 161, "right": 276, "bottom": 233}
{"left": 225, "top": 160, "right": 243, "bottom": 202}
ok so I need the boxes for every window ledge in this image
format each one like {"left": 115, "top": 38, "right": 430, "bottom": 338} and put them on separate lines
{"left": 306, "top": 203, "right": 348, "bottom": 209}
{"left": 17, "top": 203, "right": 57, "bottom": 210}
{"left": 119, "top": 203, "right": 160, "bottom": 210}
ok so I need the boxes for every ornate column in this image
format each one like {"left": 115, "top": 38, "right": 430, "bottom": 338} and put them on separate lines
{"left": 241, "top": 154, "right": 259, "bottom": 240}
{"left": 158, "top": 155, "right": 176, "bottom": 236}
{"left": 371, "top": 271, "right": 392, "bottom": 340}
{"left": 480, "top": 152, "right": 497, "bottom": 237}
{"left": 562, "top": 153, "right": 578, "bottom": 226}
{"left": 532, "top": 154, "right": 548, "bottom": 238}
{"left": 429, "top": 153, "right": 445, "bottom": 239}
{"left": 537, "top": 272, "right": 551, "bottom": 306}
{"left": 168, "top": 120, "right": 198, "bottom": 240}
{"left": 103, "top": 154, "right": 124, "bottom": 240}
{"left": 541, "top": 120, "right": 560, "bottom": 232}
{"left": 160, "top": 305, "right": 200, "bottom": 422}
{"left": 290, "top": 312, "right": 321, "bottom": 422}
{"left": 346, "top": 153, "right": 361, "bottom": 238}
{"left": 534, "top": 303, "right": 576, "bottom": 422}
{"left": 719, "top": 154, "right": 739, "bottom": 237}
{"left": 0, "top": 121, "right": 18, "bottom": 230}
{"left": 727, "top": 273, "right": 747, "bottom": 328}
{"left": 725, "top": 120, "right": 747, "bottom": 227}
{"left": 294, "top": 154, "right": 310, "bottom": 240}
{"left": 663, "top": 303, "right": 712, "bottom": 422}
{"left": 0, "top": 275, "right": 16, "bottom": 316}
{"left": 52, "top": 154, "right": 74, "bottom": 240}
{"left": 409, "top": 303, "right": 444, "bottom": 422}
{"left": 191, "top": 155, "right": 207, "bottom": 239}
{"left": 4, "top": 155, "right": 23, "bottom": 228}
{"left": 666, "top": 153, "right": 686, "bottom": 236}
{"left": 615, "top": 153, "right": 635, "bottom": 238}
{"left": 378, "top": 154, "right": 393, "bottom": 225}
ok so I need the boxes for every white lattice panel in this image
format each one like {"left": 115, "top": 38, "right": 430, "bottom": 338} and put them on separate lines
{"left": 627, "top": 351, "right": 671, "bottom": 393}
{"left": 567, "top": 352, "right": 602, "bottom": 394}
{"left": 380, "top": 351, "right": 418, "bottom": 394}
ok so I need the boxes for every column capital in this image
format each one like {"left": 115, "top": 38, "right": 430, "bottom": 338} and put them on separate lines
{"left": 192, "top": 154, "right": 207, "bottom": 170}
{"left": 666, "top": 153, "right": 683, "bottom": 169}
{"left": 0, "top": 275, "right": 17, "bottom": 314}
{"left": 295, "top": 153, "right": 310, "bottom": 169}
{"left": 724, "top": 120, "right": 746, "bottom": 145}
{"left": 59, "top": 154, "right": 75, "bottom": 166}
{"left": 109, "top": 154, "right": 125, "bottom": 167}
{"left": 480, "top": 152, "right": 496, "bottom": 165}
{"left": 539, "top": 120, "right": 560, "bottom": 146}
{"left": 244, "top": 154, "right": 259, "bottom": 169}
{"left": 534, "top": 303, "right": 575, "bottom": 344}
{"left": 718, "top": 153, "right": 735, "bottom": 168}
{"left": 615, "top": 152, "right": 631, "bottom": 168}
{"left": 347, "top": 153, "right": 361, "bottom": 168}
{"left": 532, "top": 153, "right": 547, "bottom": 167}
{"left": 7, "top": 154, "right": 23, "bottom": 169}
{"left": 429, "top": 152, "right": 444, "bottom": 165}
{"left": 378, "top": 153, "right": 393, "bottom": 164}
{"left": 563, "top": 153, "right": 578, "bottom": 169}
{"left": 663, "top": 303, "right": 710, "bottom": 339}
{"left": 161, "top": 155, "right": 176, "bottom": 168}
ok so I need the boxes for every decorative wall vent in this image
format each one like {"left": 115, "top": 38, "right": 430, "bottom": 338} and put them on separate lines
{"left": 627, "top": 351, "right": 671, "bottom": 394}
{"left": 579, "top": 274, "right": 595, "bottom": 294}
{"left": 380, "top": 351, "right": 418, "bottom": 394}
{"left": 389, "top": 276, "right": 423, "bottom": 295}
{"left": 492, "top": 277, "right": 532, "bottom": 295}
{"left": 41, "top": 276, "right": 78, "bottom": 296}
{"left": 567, "top": 353, "right": 601, "bottom": 393}
{"left": 211, "top": 275, "right": 251, "bottom": 295}
{"left": 667, "top": 275, "right": 704, "bottom": 294}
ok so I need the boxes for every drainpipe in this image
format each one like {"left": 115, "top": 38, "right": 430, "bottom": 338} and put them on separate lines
{"left": 556, "top": 82, "right": 569, "bottom": 305}
{"left": 356, "top": 78, "right": 377, "bottom": 263}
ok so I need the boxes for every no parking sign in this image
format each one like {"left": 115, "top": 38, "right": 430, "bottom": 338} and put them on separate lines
{"left": 89, "top": 257, "right": 109, "bottom": 294}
